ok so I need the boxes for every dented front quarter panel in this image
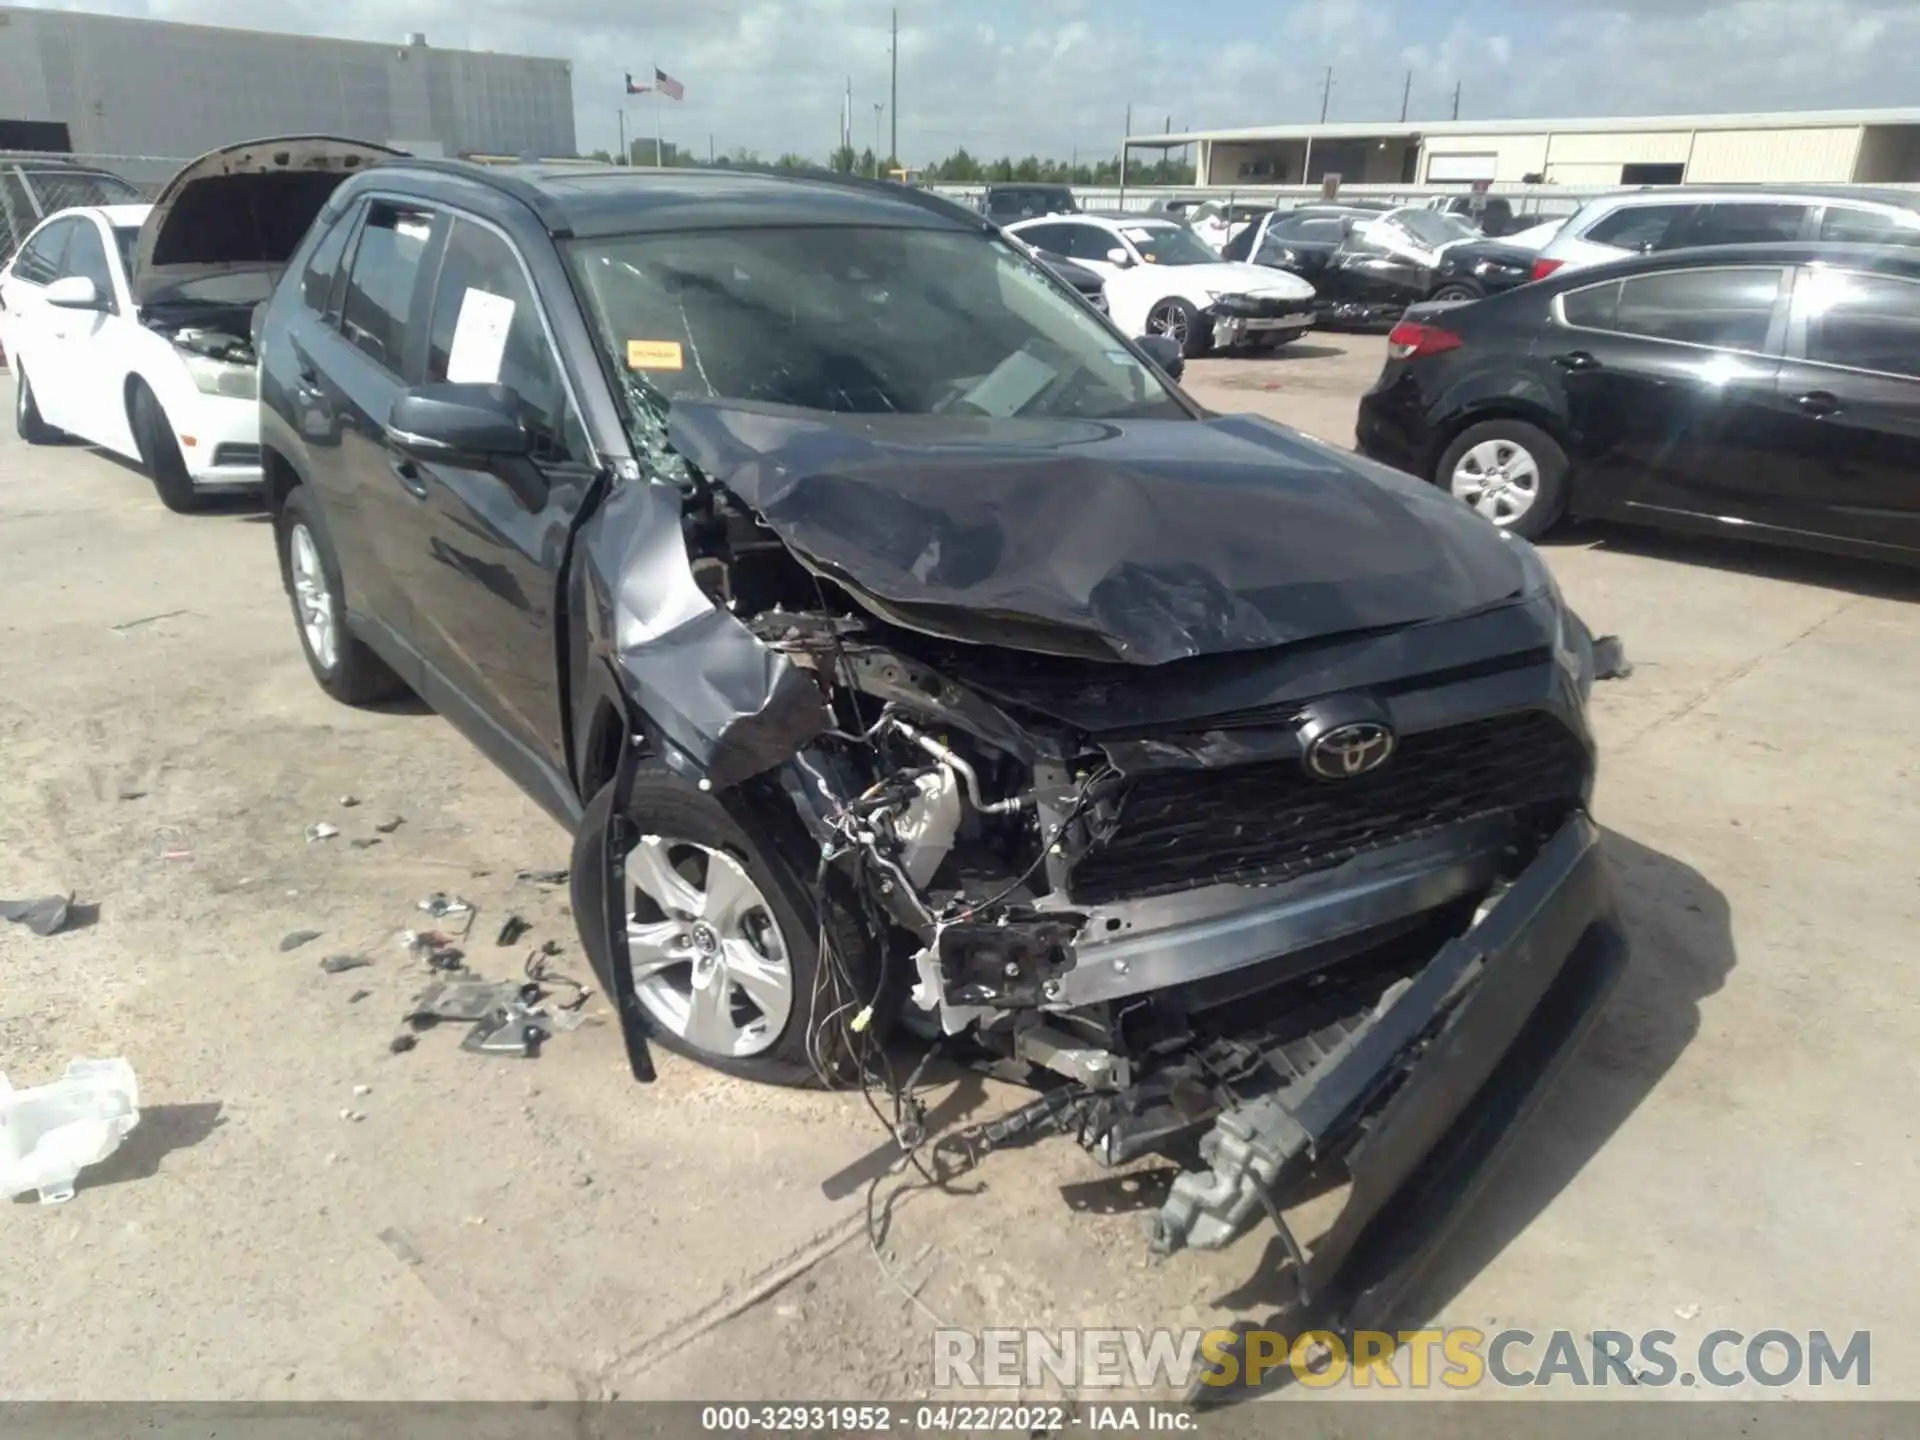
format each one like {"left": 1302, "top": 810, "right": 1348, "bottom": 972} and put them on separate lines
{"left": 573, "top": 471, "right": 826, "bottom": 787}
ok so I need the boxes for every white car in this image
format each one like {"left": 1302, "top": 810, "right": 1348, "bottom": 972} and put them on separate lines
{"left": 1, "top": 136, "right": 397, "bottom": 511}
{"left": 1531, "top": 187, "right": 1920, "bottom": 277}
{"left": 1005, "top": 214, "right": 1317, "bottom": 357}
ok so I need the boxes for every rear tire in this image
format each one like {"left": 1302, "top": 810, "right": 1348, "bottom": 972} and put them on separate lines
{"left": 273, "top": 485, "right": 406, "bottom": 705}
{"left": 128, "top": 382, "right": 203, "bottom": 513}
{"left": 571, "top": 769, "right": 882, "bottom": 1089}
{"left": 1436, "top": 419, "right": 1568, "bottom": 541}
{"left": 14, "top": 364, "right": 61, "bottom": 443}
{"left": 1429, "top": 282, "right": 1482, "bottom": 303}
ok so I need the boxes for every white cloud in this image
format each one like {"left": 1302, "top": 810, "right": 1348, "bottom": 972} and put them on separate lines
{"left": 12, "top": 0, "right": 1919, "bottom": 161}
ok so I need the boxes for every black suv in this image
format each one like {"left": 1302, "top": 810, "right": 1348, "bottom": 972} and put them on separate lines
{"left": 256, "top": 161, "right": 1624, "bottom": 1315}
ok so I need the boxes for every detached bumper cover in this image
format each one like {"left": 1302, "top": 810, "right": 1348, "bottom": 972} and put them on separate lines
{"left": 1154, "top": 810, "right": 1626, "bottom": 1328}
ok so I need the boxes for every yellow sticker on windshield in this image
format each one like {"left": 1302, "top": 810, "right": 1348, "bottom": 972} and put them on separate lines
{"left": 627, "top": 340, "right": 684, "bottom": 370}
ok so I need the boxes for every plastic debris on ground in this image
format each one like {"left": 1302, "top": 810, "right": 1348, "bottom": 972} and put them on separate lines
{"left": 374, "top": 816, "right": 405, "bottom": 834}
{"left": 1593, "top": 635, "right": 1633, "bottom": 681}
{"left": 515, "top": 868, "right": 569, "bottom": 887}
{"left": 306, "top": 822, "right": 340, "bottom": 843}
{"left": 339, "top": 795, "right": 361, "bottom": 808}
{"left": 379, "top": 1226, "right": 425, "bottom": 1266}
{"left": 280, "top": 929, "right": 322, "bottom": 953}
{"left": 321, "top": 953, "right": 372, "bottom": 974}
{"left": 0, "top": 1058, "right": 141, "bottom": 1204}
{"left": 404, "top": 953, "right": 593, "bottom": 1060}
{"left": 0, "top": 894, "right": 73, "bottom": 937}
{"left": 496, "top": 914, "right": 532, "bottom": 947}
{"left": 417, "top": 892, "right": 473, "bottom": 920}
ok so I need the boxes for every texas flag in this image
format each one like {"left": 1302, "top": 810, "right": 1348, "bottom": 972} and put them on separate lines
{"left": 626, "top": 68, "right": 685, "bottom": 100}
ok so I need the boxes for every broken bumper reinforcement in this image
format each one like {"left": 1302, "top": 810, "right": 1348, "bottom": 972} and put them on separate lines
{"left": 1151, "top": 810, "right": 1626, "bottom": 1331}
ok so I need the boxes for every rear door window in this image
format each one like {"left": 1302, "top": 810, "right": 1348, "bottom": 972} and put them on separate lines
{"left": 10, "top": 217, "right": 75, "bottom": 285}
{"left": 1583, "top": 203, "right": 1695, "bottom": 253}
{"left": 1818, "top": 206, "right": 1920, "bottom": 245}
{"left": 1610, "top": 267, "right": 1786, "bottom": 351}
{"left": 1798, "top": 269, "right": 1920, "bottom": 379}
{"left": 1063, "top": 225, "right": 1123, "bottom": 263}
{"left": 425, "top": 218, "right": 584, "bottom": 464}
{"left": 1015, "top": 223, "right": 1075, "bottom": 256}
{"left": 1679, "top": 202, "right": 1809, "bottom": 247}
{"left": 338, "top": 201, "right": 436, "bottom": 374}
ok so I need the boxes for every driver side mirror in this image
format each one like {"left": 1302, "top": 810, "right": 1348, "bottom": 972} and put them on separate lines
{"left": 1136, "top": 334, "right": 1185, "bottom": 382}
{"left": 388, "top": 382, "right": 531, "bottom": 465}
{"left": 45, "top": 276, "right": 108, "bottom": 312}
{"left": 1105, "top": 247, "right": 1136, "bottom": 268}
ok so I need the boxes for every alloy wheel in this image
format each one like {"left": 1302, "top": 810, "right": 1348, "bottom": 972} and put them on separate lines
{"left": 288, "top": 524, "right": 338, "bottom": 670}
{"left": 1450, "top": 439, "right": 1542, "bottom": 526}
{"left": 1147, "top": 302, "right": 1190, "bottom": 346}
{"left": 625, "top": 835, "right": 794, "bottom": 1058}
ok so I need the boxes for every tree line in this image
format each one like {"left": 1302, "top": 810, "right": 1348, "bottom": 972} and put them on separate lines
{"left": 584, "top": 141, "right": 1195, "bottom": 186}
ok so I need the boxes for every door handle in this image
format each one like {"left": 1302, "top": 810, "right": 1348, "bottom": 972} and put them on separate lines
{"left": 1794, "top": 390, "right": 1841, "bottom": 418}
{"left": 389, "top": 456, "right": 429, "bottom": 499}
{"left": 1553, "top": 351, "right": 1601, "bottom": 372}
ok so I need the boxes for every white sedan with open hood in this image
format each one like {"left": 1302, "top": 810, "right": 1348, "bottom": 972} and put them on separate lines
{"left": 0, "top": 136, "right": 398, "bottom": 510}
{"left": 1006, "top": 213, "right": 1317, "bottom": 358}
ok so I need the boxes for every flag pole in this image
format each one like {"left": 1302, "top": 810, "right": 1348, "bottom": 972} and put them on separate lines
{"left": 654, "top": 64, "right": 664, "bottom": 165}
{"left": 617, "top": 108, "right": 627, "bottom": 165}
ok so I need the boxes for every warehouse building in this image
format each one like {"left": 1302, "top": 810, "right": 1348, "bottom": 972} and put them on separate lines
{"left": 1136, "top": 109, "right": 1920, "bottom": 190}
{"left": 0, "top": 6, "right": 574, "bottom": 169}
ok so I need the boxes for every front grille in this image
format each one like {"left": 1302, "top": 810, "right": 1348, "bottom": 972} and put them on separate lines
{"left": 210, "top": 443, "right": 261, "bottom": 468}
{"left": 1070, "top": 710, "right": 1588, "bottom": 903}
{"left": 1212, "top": 294, "right": 1314, "bottom": 319}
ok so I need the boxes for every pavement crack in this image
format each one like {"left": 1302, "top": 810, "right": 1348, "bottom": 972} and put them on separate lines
{"left": 1614, "top": 595, "right": 1860, "bottom": 753}
{"left": 590, "top": 1210, "right": 872, "bottom": 1394}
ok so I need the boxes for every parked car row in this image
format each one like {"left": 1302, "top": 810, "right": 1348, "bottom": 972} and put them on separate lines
{"left": 1007, "top": 212, "right": 1316, "bottom": 356}
{"left": 1357, "top": 242, "right": 1920, "bottom": 564}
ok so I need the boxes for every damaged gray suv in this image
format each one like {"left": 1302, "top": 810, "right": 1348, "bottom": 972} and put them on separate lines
{"left": 256, "top": 160, "right": 1627, "bottom": 1331}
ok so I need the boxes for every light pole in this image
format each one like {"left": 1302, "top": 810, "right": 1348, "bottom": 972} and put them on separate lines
{"left": 873, "top": 103, "right": 885, "bottom": 176}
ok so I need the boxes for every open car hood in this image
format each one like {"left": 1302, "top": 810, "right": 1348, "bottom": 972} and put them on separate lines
{"left": 131, "top": 136, "right": 405, "bottom": 306}
{"left": 665, "top": 401, "right": 1528, "bottom": 666}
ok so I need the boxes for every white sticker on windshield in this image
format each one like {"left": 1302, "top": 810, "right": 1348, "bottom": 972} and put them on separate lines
{"left": 445, "top": 288, "right": 516, "bottom": 384}
{"left": 1120, "top": 227, "right": 1156, "bottom": 242}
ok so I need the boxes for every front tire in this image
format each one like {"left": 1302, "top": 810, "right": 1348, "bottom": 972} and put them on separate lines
{"left": 128, "top": 382, "right": 203, "bottom": 513}
{"left": 14, "top": 364, "right": 61, "bottom": 443}
{"left": 273, "top": 486, "right": 405, "bottom": 705}
{"left": 571, "top": 769, "right": 880, "bottom": 1088}
{"left": 1436, "top": 419, "right": 1569, "bottom": 540}
{"left": 1147, "top": 297, "right": 1212, "bottom": 359}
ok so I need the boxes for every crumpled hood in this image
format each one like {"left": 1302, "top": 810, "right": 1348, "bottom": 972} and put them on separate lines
{"left": 665, "top": 401, "right": 1527, "bottom": 666}
{"left": 132, "top": 135, "right": 404, "bottom": 306}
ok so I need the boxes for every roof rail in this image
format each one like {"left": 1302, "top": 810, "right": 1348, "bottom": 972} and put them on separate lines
{"left": 374, "top": 155, "right": 582, "bottom": 233}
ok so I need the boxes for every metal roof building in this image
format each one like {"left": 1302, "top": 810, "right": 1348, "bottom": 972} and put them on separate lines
{"left": 1131, "top": 109, "right": 1920, "bottom": 191}
{"left": 0, "top": 6, "right": 575, "bottom": 168}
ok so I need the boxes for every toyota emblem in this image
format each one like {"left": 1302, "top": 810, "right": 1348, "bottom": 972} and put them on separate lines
{"left": 1304, "top": 721, "right": 1397, "bottom": 780}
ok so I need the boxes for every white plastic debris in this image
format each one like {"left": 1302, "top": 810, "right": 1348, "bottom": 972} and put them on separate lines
{"left": 0, "top": 1058, "right": 141, "bottom": 1204}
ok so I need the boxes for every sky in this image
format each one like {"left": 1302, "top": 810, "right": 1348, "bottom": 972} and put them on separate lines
{"left": 12, "top": 0, "right": 1920, "bottom": 163}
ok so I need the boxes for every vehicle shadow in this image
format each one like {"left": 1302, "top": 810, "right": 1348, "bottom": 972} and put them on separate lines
{"left": 1217, "top": 342, "right": 1348, "bottom": 363}
{"left": 1398, "top": 828, "right": 1733, "bottom": 1314}
{"left": 1545, "top": 521, "right": 1920, "bottom": 604}
{"left": 1199, "top": 826, "right": 1734, "bottom": 1397}
{"left": 84, "top": 448, "right": 269, "bottom": 518}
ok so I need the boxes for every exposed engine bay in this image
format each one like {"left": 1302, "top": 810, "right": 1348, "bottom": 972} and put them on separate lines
{"left": 587, "top": 394, "right": 1629, "bottom": 1338}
